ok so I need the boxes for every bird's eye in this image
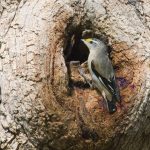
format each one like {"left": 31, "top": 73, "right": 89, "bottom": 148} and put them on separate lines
{"left": 89, "top": 41, "right": 93, "bottom": 44}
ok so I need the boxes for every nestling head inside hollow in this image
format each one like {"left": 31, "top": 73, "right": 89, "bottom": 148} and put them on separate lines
{"left": 81, "top": 38, "right": 107, "bottom": 53}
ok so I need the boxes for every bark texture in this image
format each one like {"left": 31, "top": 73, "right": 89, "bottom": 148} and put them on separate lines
{"left": 0, "top": 0, "right": 150, "bottom": 150}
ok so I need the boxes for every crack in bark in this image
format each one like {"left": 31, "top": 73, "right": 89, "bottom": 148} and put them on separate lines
{"left": 3, "top": 2, "right": 21, "bottom": 37}
{"left": 1, "top": 129, "right": 19, "bottom": 150}
{"left": 0, "top": 7, "right": 4, "bottom": 20}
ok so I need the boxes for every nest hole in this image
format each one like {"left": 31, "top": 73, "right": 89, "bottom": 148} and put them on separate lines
{"left": 62, "top": 29, "right": 137, "bottom": 107}
{"left": 60, "top": 28, "right": 139, "bottom": 141}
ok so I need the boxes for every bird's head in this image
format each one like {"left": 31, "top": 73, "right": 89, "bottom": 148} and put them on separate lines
{"left": 81, "top": 38, "right": 96, "bottom": 48}
{"left": 81, "top": 38, "right": 106, "bottom": 52}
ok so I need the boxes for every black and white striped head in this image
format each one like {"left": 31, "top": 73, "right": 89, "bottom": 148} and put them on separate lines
{"left": 81, "top": 38, "right": 107, "bottom": 53}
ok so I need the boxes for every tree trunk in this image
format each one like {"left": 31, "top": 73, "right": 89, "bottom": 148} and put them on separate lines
{"left": 0, "top": 0, "right": 150, "bottom": 149}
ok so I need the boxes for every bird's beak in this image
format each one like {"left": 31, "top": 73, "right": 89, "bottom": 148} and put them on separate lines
{"left": 81, "top": 39, "right": 90, "bottom": 48}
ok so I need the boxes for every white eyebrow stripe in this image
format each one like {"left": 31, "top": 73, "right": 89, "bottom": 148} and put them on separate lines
{"left": 93, "top": 40, "right": 99, "bottom": 45}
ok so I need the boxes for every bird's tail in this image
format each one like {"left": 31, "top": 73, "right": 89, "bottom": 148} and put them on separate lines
{"left": 113, "top": 87, "right": 121, "bottom": 104}
{"left": 106, "top": 98, "right": 117, "bottom": 114}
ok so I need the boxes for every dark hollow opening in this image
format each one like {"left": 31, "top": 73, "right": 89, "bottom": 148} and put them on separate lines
{"left": 63, "top": 29, "right": 94, "bottom": 92}
{"left": 64, "top": 30, "right": 90, "bottom": 64}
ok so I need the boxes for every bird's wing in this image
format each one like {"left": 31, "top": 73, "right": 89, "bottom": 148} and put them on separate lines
{"left": 91, "top": 60, "right": 118, "bottom": 96}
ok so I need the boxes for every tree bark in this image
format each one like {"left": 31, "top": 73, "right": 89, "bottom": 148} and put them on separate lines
{"left": 0, "top": 0, "right": 150, "bottom": 150}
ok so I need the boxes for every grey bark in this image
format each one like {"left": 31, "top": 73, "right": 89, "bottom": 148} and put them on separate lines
{"left": 0, "top": 0, "right": 150, "bottom": 150}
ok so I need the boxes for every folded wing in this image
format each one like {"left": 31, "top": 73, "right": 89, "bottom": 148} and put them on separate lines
{"left": 91, "top": 60, "right": 120, "bottom": 102}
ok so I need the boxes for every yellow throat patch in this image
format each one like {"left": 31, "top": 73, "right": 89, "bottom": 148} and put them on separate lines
{"left": 85, "top": 38, "right": 93, "bottom": 42}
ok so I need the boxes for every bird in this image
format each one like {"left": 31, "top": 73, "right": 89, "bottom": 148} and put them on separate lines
{"left": 81, "top": 38, "right": 121, "bottom": 114}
